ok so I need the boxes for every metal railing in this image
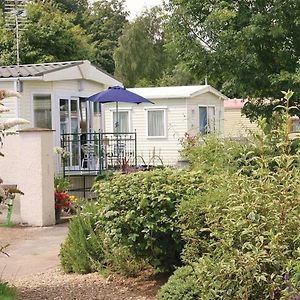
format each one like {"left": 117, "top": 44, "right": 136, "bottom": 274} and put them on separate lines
{"left": 99, "top": 132, "right": 137, "bottom": 171}
{"left": 60, "top": 131, "right": 137, "bottom": 176}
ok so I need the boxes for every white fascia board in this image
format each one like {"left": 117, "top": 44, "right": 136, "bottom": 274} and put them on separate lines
{"left": 43, "top": 65, "right": 82, "bottom": 81}
{"left": 0, "top": 76, "right": 43, "bottom": 81}
{"left": 190, "top": 85, "right": 228, "bottom": 100}
{"left": 41, "top": 61, "right": 122, "bottom": 86}
{"left": 80, "top": 61, "right": 122, "bottom": 86}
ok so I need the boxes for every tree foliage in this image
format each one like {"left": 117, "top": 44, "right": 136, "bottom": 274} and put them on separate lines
{"left": 0, "top": 13, "right": 16, "bottom": 65}
{"left": 20, "top": 1, "right": 94, "bottom": 63}
{"left": 0, "top": 0, "right": 129, "bottom": 73}
{"left": 86, "top": 0, "right": 128, "bottom": 74}
{"left": 51, "top": 0, "right": 88, "bottom": 25}
{"left": 167, "top": 0, "right": 300, "bottom": 98}
{"left": 114, "top": 7, "right": 170, "bottom": 87}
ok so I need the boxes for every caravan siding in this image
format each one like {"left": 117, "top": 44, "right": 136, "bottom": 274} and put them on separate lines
{"left": 104, "top": 98, "right": 188, "bottom": 166}
{"left": 19, "top": 79, "right": 104, "bottom": 129}
{"left": 20, "top": 81, "right": 53, "bottom": 124}
{"left": 224, "top": 108, "right": 257, "bottom": 137}
{"left": 187, "top": 92, "right": 224, "bottom": 136}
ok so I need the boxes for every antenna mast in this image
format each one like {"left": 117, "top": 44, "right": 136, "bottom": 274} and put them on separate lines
{"left": 4, "top": 0, "right": 27, "bottom": 91}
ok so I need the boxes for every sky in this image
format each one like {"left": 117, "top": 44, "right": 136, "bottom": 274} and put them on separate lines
{"left": 124, "top": 0, "right": 164, "bottom": 20}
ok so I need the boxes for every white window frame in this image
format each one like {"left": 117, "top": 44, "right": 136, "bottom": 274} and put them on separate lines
{"left": 31, "top": 92, "right": 53, "bottom": 129}
{"left": 109, "top": 107, "right": 132, "bottom": 132}
{"left": 198, "top": 105, "right": 216, "bottom": 134}
{"left": 145, "top": 106, "right": 168, "bottom": 139}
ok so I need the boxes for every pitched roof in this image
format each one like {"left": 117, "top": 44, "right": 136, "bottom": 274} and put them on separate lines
{"left": 224, "top": 99, "right": 245, "bottom": 109}
{"left": 0, "top": 61, "right": 84, "bottom": 78}
{"left": 128, "top": 85, "right": 227, "bottom": 100}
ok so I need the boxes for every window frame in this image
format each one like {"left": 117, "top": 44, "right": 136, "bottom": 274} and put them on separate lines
{"left": 109, "top": 108, "right": 132, "bottom": 133}
{"left": 32, "top": 93, "right": 53, "bottom": 129}
{"left": 145, "top": 106, "right": 168, "bottom": 139}
{"left": 198, "top": 105, "right": 216, "bottom": 134}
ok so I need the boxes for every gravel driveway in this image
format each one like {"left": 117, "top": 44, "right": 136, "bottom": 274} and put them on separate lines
{"left": 0, "top": 224, "right": 163, "bottom": 299}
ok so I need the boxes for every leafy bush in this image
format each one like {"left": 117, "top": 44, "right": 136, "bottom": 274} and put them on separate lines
{"left": 180, "top": 134, "right": 245, "bottom": 174}
{"left": 60, "top": 203, "right": 105, "bottom": 274}
{"left": 158, "top": 266, "right": 200, "bottom": 300}
{"left": 198, "top": 169, "right": 300, "bottom": 299}
{"left": 54, "top": 176, "right": 71, "bottom": 193}
{"left": 0, "top": 282, "right": 17, "bottom": 300}
{"left": 93, "top": 168, "right": 204, "bottom": 273}
{"left": 177, "top": 173, "right": 235, "bottom": 265}
{"left": 159, "top": 91, "right": 300, "bottom": 298}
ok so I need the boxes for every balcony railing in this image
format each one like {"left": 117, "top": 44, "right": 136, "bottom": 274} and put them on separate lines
{"left": 60, "top": 131, "right": 137, "bottom": 176}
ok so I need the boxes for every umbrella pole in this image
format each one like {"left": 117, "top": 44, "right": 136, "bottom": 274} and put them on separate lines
{"left": 116, "top": 101, "right": 120, "bottom": 169}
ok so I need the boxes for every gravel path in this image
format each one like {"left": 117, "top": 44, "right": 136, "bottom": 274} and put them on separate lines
{"left": 13, "top": 268, "right": 162, "bottom": 300}
{"left": 1, "top": 224, "right": 164, "bottom": 299}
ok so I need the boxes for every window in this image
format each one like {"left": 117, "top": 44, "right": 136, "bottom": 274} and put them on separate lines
{"left": 199, "top": 106, "right": 215, "bottom": 134}
{"left": 147, "top": 109, "right": 166, "bottom": 137}
{"left": 60, "top": 99, "right": 69, "bottom": 134}
{"left": 33, "top": 94, "right": 52, "bottom": 129}
{"left": 113, "top": 111, "right": 129, "bottom": 132}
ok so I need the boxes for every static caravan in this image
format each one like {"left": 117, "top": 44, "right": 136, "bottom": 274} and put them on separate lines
{"left": 102, "top": 85, "right": 227, "bottom": 166}
{"left": 0, "top": 60, "right": 121, "bottom": 143}
{"left": 223, "top": 99, "right": 257, "bottom": 138}
{"left": 0, "top": 60, "right": 121, "bottom": 174}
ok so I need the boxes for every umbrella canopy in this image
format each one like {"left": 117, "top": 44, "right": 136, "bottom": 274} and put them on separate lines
{"left": 87, "top": 86, "right": 153, "bottom": 133}
{"left": 87, "top": 85, "right": 153, "bottom": 104}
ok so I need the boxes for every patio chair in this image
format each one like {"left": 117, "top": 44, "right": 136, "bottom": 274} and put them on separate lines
{"left": 113, "top": 142, "right": 126, "bottom": 158}
{"left": 81, "top": 144, "right": 99, "bottom": 170}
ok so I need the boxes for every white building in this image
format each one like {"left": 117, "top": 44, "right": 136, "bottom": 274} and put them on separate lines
{"left": 102, "top": 85, "right": 227, "bottom": 166}
{"left": 0, "top": 60, "right": 121, "bottom": 147}
{"left": 0, "top": 63, "right": 227, "bottom": 168}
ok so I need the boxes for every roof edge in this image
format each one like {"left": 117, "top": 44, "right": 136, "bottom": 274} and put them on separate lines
{"left": 191, "top": 85, "right": 228, "bottom": 100}
{"left": 38, "top": 61, "right": 85, "bottom": 76}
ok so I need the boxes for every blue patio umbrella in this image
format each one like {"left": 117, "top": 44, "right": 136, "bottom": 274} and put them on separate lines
{"left": 87, "top": 85, "right": 153, "bottom": 132}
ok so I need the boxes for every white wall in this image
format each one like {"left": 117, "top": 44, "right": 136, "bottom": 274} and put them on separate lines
{"left": 224, "top": 108, "right": 258, "bottom": 137}
{"left": 0, "top": 129, "right": 55, "bottom": 226}
{"left": 103, "top": 92, "right": 225, "bottom": 166}
{"left": 5, "top": 79, "right": 105, "bottom": 145}
{"left": 104, "top": 99, "right": 188, "bottom": 166}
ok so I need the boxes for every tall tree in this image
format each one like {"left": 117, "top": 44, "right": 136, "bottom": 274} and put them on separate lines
{"left": 114, "top": 7, "right": 168, "bottom": 87}
{"left": 51, "top": 0, "right": 89, "bottom": 25}
{"left": 86, "top": 0, "right": 128, "bottom": 74}
{"left": 20, "top": 1, "right": 94, "bottom": 64}
{"left": 0, "top": 12, "right": 16, "bottom": 65}
{"left": 167, "top": 0, "right": 300, "bottom": 98}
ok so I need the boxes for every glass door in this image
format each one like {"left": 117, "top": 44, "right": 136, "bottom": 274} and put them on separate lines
{"left": 60, "top": 97, "right": 81, "bottom": 169}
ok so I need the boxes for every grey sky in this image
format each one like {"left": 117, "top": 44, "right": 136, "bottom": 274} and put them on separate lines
{"left": 124, "top": 0, "right": 164, "bottom": 19}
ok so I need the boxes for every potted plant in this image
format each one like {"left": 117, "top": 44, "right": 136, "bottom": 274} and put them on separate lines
{"left": 54, "top": 176, "right": 72, "bottom": 222}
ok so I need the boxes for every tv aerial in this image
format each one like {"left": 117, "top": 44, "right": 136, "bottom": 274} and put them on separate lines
{"left": 4, "top": 0, "right": 28, "bottom": 91}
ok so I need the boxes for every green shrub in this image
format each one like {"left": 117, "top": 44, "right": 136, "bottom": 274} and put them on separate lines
{"left": 0, "top": 282, "right": 17, "bottom": 300}
{"left": 162, "top": 92, "right": 300, "bottom": 298}
{"left": 161, "top": 162, "right": 300, "bottom": 298}
{"left": 54, "top": 176, "right": 71, "bottom": 192}
{"left": 177, "top": 173, "right": 236, "bottom": 265}
{"left": 106, "top": 245, "right": 147, "bottom": 277}
{"left": 180, "top": 134, "right": 245, "bottom": 174}
{"left": 60, "top": 203, "right": 105, "bottom": 274}
{"left": 158, "top": 266, "right": 200, "bottom": 300}
{"left": 93, "top": 168, "right": 204, "bottom": 273}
